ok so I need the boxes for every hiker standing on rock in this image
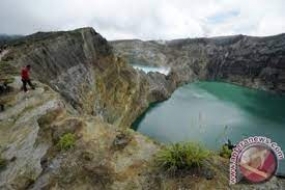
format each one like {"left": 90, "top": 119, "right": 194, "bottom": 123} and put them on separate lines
{"left": 21, "top": 65, "right": 35, "bottom": 92}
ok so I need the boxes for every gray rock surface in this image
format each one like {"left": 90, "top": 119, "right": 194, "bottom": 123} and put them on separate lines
{"left": 112, "top": 34, "right": 285, "bottom": 93}
{"left": 0, "top": 28, "right": 284, "bottom": 189}
{"left": 1, "top": 28, "right": 169, "bottom": 129}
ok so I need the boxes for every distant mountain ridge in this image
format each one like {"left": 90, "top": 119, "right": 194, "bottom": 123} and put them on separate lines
{"left": 112, "top": 32, "right": 285, "bottom": 93}
{"left": 0, "top": 34, "right": 23, "bottom": 46}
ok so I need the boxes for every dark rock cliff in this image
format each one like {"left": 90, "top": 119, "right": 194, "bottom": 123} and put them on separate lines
{"left": 112, "top": 34, "right": 285, "bottom": 93}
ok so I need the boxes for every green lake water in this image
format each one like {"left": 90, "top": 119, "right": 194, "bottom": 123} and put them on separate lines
{"left": 133, "top": 82, "right": 285, "bottom": 151}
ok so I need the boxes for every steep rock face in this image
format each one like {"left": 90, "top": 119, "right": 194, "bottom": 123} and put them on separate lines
{"left": 0, "top": 78, "right": 64, "bottom": 189}
{"left": 112, "top": 39, "right": 168, "bottom": 67}
{"left": 0, "top": 78, "right": 163, "bottom": 189}
{"left": 0, "top": 79, "right": 284, "bottom": 190}
{"left": 112, "top": 34, "right": 285, "bottom": 92}
{"left": 1, "top": 28, "right": 161, "bottom": 128}
{"left": 1, "top": 28, "right": 285, "bottom": 189}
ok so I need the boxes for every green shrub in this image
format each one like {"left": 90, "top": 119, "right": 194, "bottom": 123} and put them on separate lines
{"left": 0, "top": 156, "right": 8, "bottom": 170}
{"left": 57, "top": 133, "right": 76, "bottom": 151}
{"left": 155, "top": 142, "right": 209, "bottom": 174}
{"left": 219, "top": 145, "right": 232, "bottom": 159}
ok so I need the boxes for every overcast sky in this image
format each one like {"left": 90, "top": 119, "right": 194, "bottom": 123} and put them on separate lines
{"left": 0, "top": 0, "right": 285, "bottom": 40}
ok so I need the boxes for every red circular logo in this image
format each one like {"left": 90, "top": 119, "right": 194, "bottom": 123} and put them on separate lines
{"left": 238, "top": 144, "right": 278, "bottom": 183}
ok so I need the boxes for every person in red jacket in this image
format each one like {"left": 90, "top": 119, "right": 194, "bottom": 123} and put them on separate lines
{"left": 21, "top": 65, "right": 35, "bottom": 92}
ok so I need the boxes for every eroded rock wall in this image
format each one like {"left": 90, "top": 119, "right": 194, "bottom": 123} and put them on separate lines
{"left": 1, "top": 28, "right": 285, "bottom": 190}
{"left": 2, "top": 28, "right": 161, "bottom": 128}
{"left": 112, "top": 34, "right": 285, "bottom": 92}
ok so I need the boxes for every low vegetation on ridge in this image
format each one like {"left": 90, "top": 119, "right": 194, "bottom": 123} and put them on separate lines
{"left": 219, "top": 144, "right": 233, "bottom": 159}
{"left": 57, "top": 133, "right": 76, "bottom": 151}
{"left": 155, "top": 142, "right": 209, "bottom": 175}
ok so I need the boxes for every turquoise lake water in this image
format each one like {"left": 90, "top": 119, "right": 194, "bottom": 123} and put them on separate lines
{"left": 133, "top": 82, "right": 285, "bottom": 151}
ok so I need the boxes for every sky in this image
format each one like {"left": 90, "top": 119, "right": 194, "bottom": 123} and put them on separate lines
{"left": 0, "top": 0, "right": 285, "bottom": 40}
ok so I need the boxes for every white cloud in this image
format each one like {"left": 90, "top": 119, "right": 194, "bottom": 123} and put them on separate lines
{"left": 0, "top": 0, "right": 284, "bottom": 40}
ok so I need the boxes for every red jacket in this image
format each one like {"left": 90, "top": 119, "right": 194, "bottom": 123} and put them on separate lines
{"left": 21, "top": 68, "right": 30, "bottom": 80}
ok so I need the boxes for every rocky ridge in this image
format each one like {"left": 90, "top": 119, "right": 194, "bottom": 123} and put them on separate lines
{"left": 0, "top": 28, "right": 177, "bottom": 189}
{"left": 112, "top": 34, "right": 285, "bottom": 93}
{"left": 0, "top": 28, "right": 284, "bottom": 189}
{"left": 1, "top": 28, "right": 176, "bottom": 129}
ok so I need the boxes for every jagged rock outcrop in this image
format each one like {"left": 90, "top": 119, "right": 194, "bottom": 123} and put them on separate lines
{"left": 0, "top": 78, "right": 162, "bottom": 189}
{"left": 1, "top": 28, "right": 285, "bottom": 189}
{"left": 112, "top": 34, "right": 285, "bottom": 93}
{"left": 112, "top": 39, "right": 168, "bottom": 67}
{"left": 1, "top": 28, "right": 170, "bottom": 129}
{"left": 0, "top": 78, "right": 64, "bottom": 189}
{"left": 1, "top": 79, "right": 284, "bottom": 190}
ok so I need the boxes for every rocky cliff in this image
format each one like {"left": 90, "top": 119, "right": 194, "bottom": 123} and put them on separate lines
{"left": 0, "top": 78, "right": 163, "bottom": 189}
{"left": 112, "top": 34, "right": 285, "bottom": 93}
{"left": 0, "top": 28, "right": 176, "bottom": 189}
{"left": 1, "top": 28, "right": 174, "bottom": 129}
{"left": 1, "top": 79, "right": 284, "bottom": 190}
{"left": 1, "top": 28, "right": 285, "bottom": 189}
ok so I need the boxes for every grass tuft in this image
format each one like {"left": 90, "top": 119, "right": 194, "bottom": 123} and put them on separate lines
{"left": 219, "top": 145, "right": 232, "bottom": 159}
{"left": 57, "top": 133, "right": 76, "bottom": 151}
{"left": 155, "top": 142, "right": 209, "bottom": 174}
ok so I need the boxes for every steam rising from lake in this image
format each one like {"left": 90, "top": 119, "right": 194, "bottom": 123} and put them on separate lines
{"left": 133, "top": 65, "right": 170, "bottom": 75}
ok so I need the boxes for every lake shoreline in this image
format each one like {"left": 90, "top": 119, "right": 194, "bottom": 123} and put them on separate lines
{"left": 133, "top": 81, "right": 285, "bottom": 151}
